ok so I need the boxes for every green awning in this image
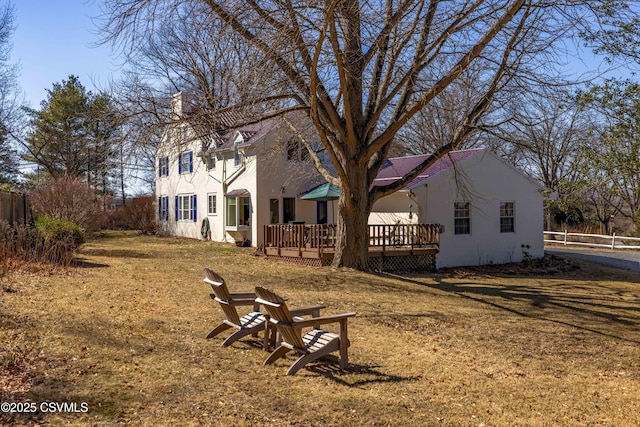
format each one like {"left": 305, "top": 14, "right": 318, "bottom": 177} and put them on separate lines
{"left": 300, "top": 183, "right": 340, "bottom": 201}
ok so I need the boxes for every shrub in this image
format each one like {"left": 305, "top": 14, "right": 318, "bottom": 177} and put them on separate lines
{"left": 33, "top": 215, "right": 85, "bottom": 248}
{"left": 29, "top": 176, "right": 106, "bottom": 233}
{"left": 121, "top": 195, "right": 156, "bottom": 234}
{"left": 0, "top": 219, "right": 80, "bottom": 267}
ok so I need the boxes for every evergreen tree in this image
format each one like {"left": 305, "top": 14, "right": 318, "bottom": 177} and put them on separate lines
{"left": 22, "top": 76, "right": 122, "bottom": 195}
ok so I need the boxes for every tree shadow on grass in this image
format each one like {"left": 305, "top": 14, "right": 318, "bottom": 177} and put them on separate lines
{"left": 72, "top": 248, "right": 159, "bottom": 268}
{"left": 72, "top": 257, "right": 109, "bottom": 268}
{"left": 80, "top": 248, "right": 155, "bottom": 259}
{"left": 229, "top": 338, "right": 419, "bottom": 387}
{"left": 379, "top": 272, "right": 640, "bottom": 345}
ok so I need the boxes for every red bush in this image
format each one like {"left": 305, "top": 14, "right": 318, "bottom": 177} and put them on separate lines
{"left": 121, "top": 195, "right": 156, "bottom": 234}
{"left": 29, "top": 176, "right": 106, "bottom": 233}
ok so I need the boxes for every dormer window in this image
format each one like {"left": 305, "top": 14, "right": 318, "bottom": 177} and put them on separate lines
{"left": 234, "top": 141, "right": 242, "bottom": 166}
{"left": 286, "top": 139, "right": 310, "bottom": 162}
{"left": 207, "top": 152, "right": 216, "bottom": 170}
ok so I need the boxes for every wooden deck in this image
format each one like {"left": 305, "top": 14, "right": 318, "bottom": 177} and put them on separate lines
{"left": 263, "top": 224, "right": 440, "bottom": 269}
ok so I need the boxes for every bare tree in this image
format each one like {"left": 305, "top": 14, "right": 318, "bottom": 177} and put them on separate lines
{"left": 578, "top": 80, "right": 640, "bottom": 233}
{"left": 486, "top": 87, "right": 594, "bottom": 229}
{"left": 101, "top": 1, "right": 281, "bottom": 194}
{"left": 582, "top": 176, "right": 623, "bottom": 234}
{"left": 395, "top": 69, "right": 496, "bottom": 156}
{"left": 101, "top": 0, "right": 611, "bottom": 269}
{"left": 0, "top": 2, "right": 21, "bottom": 184}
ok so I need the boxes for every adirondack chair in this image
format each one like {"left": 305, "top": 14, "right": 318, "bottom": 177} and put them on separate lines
{"left": 255, "top": 286, "right": 356, "bottom": 376}
{"left": 204, "top": 267, "right": 269, "bottom": 350}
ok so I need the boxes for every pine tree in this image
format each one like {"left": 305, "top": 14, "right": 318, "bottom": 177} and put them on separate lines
{"left": 23, "top": 76, "right": 122, "bottom": 195}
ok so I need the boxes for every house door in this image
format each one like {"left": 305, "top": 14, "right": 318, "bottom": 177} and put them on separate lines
{"left": 283, "top": 197, "right": 296, "bottom": 223}
{"left": 269, "top": 199, "right": 279, "bottom": 224}
{"left": 317, "top": 201, "right": 328, "bottom": 224}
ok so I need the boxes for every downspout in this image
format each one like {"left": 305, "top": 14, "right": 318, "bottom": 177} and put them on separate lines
{"left": 223, "top": 160, "right": 246, "bottom": 186}
{"left": 222, "top": 155, "right": 227, "bottom": 242}
{"left": 206, "top": 153, "right": 222, "bottom": 184}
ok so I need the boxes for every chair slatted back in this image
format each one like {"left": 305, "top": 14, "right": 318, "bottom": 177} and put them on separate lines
{"left": 204, "top": 267, "right": 241, "bottom": 325}
{"left": 255, "top": 286, "right": 306, "bottom": 350}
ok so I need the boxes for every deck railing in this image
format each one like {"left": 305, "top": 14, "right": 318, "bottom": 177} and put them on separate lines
{"left": 368, "top": 223, "right": 440, "bottom": 249}
{"left": 263, "top": 223, "right": 440, "bottom": 255}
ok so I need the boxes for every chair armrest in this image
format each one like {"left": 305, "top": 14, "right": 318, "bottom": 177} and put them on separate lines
{"left": 289, "top": 305, "right": 326, "bottom": 317}
{"left": 214, "top": 296, "right": 258, "bottom": 307}
{"left": 292, "top": 312, "right": 356, "bottom": 328}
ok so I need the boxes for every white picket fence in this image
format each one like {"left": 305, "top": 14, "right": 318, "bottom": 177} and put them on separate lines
{"left": 544, "top": 230, "right": 640, "bottom": 250}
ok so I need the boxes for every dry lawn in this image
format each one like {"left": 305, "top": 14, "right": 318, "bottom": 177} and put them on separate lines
{"left": 1, "top": 231, "right": 639, "bottom": 426}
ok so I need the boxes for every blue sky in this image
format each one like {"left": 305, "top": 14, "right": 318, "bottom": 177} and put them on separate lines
{"left": 8, "top": 1, "right": 634, "bottom": 109}
{"left": 11, "top": 0, "right": 118, "bottom": 107}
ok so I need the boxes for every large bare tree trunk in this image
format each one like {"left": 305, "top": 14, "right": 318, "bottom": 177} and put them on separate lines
{"left": 333, "top": 162, "right": 372, "bottom": 269}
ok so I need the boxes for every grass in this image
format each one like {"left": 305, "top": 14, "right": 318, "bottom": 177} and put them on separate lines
{"left": 1, "top": 231, "right": 639, "bottom": 426}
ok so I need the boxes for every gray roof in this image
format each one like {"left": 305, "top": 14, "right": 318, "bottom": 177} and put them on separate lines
{"left": 191, "top": 115, "right": 283, "bottom": 153}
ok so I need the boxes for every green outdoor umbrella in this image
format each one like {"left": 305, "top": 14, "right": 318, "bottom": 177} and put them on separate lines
{"left": 301, "top": 183, "right": 340, "bottom": 224}
{"left": 300, "top": 183, "right": 340, "bottom": 201}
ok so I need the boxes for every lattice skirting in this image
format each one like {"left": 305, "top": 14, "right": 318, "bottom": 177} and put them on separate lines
{"left": 266, "top": 253, "right": 436, "bottom": 271}
{"left": 265, "top": 255, "right": 324, "bottom": 267}
{"left": 369, "top": 253, "right": 436, "bottom": 272}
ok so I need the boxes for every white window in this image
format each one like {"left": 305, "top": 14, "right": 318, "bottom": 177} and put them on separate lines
{"left": 226, "top": 197, "right": 237, "bottom": 227}
{"left": 176, "top": 194, "right": 196, "bottom": 222}
{"left": 500, "top": 201, "right": 515, "bottom": 233}
{"left": 207, "top": 153, "right": 216, "bottom": 170}
{"left": 286, "top": 139, "right": 310, "bottom": 162}
{"left": 454, "top": 201, "right": 470, "bottom": 235}
{"left": 225, "top": 196, "right": 250, "bottom": 228}
{"left": 208, "top": 193, "right": 217, "bottom": 215}
{"left": 179, "top": 151, "right": 193, "bottom": 174}
{"left": 158, "top": 156, "right": 169, "bottom": 177}
{"left": 158, "top": 196, "right": 169, "bottom": 221}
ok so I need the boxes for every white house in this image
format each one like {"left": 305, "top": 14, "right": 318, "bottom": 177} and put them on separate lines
{"left": 370, "top": 149, "right": 545, "bottom": 268}
{"left": 156, "top": 93, "right": 544, "bottom": 268}
{"left": 155, "top": 93, "right": 333, "bottom": 247}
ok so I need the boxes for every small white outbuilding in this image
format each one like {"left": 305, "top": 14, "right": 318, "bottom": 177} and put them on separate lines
{"left": 370, "top": 149, "right": 545, "bottom": 268}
